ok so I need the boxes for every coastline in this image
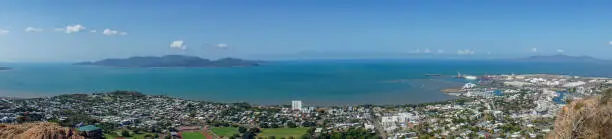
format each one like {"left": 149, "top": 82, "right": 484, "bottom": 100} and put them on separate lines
{"left": 0, "top": 78, "right": 464, "bottom": 106}
{"left": 1, "top": 90, "right": 473, "bottom": 107}
{"left": 0, "top": 90, "right": 52, "bottom": 99}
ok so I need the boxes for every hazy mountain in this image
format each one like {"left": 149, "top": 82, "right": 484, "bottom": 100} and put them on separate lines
{"left": 517, "top": 54, "right": 609, "bottom": 63}
{"left": 0, "top": 67, "right": 11, "bottom": 70}
{"left": 75, "top": 55, "right": 261, "bottom": 67}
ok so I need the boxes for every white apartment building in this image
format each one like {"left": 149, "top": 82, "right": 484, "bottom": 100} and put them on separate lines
{"left": 291, "top": 100, "right": 302, "bottom": 111}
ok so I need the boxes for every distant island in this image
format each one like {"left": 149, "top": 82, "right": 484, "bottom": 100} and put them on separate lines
{"left": 0, "top": 67, "right": 12, "bottom": 70}
{"left": 74, "top": 55, "right": 261, "bottom": 68}
{"left": 517, "top": 54, "right": 609, "bottom": 63}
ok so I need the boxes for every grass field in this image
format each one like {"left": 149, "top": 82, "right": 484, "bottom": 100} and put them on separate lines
{"left": 182, "top": 132, "right": 206, "bottom": 139}
{"left": 211, "top": 127, "right": 239, "bottom": 137}
{"left": 257, "top": 128, "right": 309, "bottom": 138}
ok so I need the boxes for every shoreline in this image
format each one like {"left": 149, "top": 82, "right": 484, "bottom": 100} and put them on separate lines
{"left": 0, "top": 91, "right": 470, "bottom": 107}
{"left": 0, "top": 78, "right": 463, "bottom": 106}
{"left": 0, "top": 89, "right": 460, "bottom": 107}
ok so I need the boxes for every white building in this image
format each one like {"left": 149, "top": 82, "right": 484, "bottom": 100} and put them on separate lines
{"left": 563, "top": 81, "right": 586, "bottom": 87}
{"left": 291, "top": 100, "right": 302, "bottom": 111}
{"left": 463, "top": 83, "right": 476, "bottom": 89}
{"left": 364, "top": 123, "right": 375, "bottom": 130}
{"left": 381, "top": 112, "right": 416, "bottom": 129}
{"left": 504, "top": 81, "right": 531, "bottom": 87}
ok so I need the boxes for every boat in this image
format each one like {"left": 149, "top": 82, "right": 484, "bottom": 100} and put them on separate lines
{"left": 454, "top": 72, "right": 463, "bottom": 78}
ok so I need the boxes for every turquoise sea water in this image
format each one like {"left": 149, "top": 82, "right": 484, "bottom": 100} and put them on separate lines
{"left": 1, "top": 60, "right": 612, "bottom": 105}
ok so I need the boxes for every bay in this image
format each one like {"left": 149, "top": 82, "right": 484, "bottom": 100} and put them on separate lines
{"left": 1, "top": 60, "right": 611, "bottom": 106}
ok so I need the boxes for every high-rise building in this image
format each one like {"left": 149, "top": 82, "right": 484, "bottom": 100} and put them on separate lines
{"left": 291, "top": 100, "right": 302, "bottom": 111}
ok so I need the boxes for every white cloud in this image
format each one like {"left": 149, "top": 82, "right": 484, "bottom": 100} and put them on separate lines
{"left": 24, "top": 27, "right": 43, "bottom": 32}
{"left": 102, "top": 29, "right": 117, "bottom": 35}
{"left": 0, "top": 29, "right": 8, "bottom": 35}
{"left": 531, "top": 48, "right": 538, "bottom": 52}
{"left": 557, "top": 49, "right": 565, "bottom": 53}
{"left": 102, "top": 29, "right": 127, "bottom": 36}
{"left": 170, "top": 40, "right": 186, "bottom": 50}
{"left": 62, "top": 24, "right": 86, "bottom": 34}
{"left": 457, "top": 49, "right": 475, "bottom": 55}
{"left": 216, "top": 43, "right": 228, "bottom": 48}
{"left": 487, "top": 52, "right": 491, "bottom": 55}
{"left": 409, "top": 48, "right": 438, "bottom": 54}
{"left": 90, "top": 30, "right": 97, "bottom": 33}
{"left": 609, "top": 41, "right": 612, "bottom": 45}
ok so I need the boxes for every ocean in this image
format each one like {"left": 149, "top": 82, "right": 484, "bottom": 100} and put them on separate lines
{"left": 1, "top": 60, "right": 612, "bottom": 106}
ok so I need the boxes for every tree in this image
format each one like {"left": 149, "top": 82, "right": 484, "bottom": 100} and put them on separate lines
{"left": 98, "top": 122, "right": 119, "bottom": 133}
{"left": 287, "top": 122, "right": 297, "bottom": 128}
{"left": 269, "top": 136, "right": 276, "bottom": 139}
{"left": 331, "top": 132, "right": 343, "bottom": 139}
{"left": 302, "top": 121, "right": 316, "bottom": 127}
{"left": 239, "top": 126, "right": 247, "bottom": 133}
{"left": 15, "top": 116, "right": 26, "bottom": 123}
{"left": 133, "top": 128, "right": 141, "bottom": 134}
{"left": 249, "top": 128, "right": 261, "bottom": 133}
{"left": 242, "top": 131, "right": 255, "bottom": 139}
{"left": 121, "top": 130, "right": 131, "bottom": 137}
{"left": 307, "top": 127, "right": 316, "bottom": 134}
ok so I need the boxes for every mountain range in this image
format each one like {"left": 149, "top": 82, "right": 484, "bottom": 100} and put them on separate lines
{"left": 74, "top": 55, "right": 261, "bottom": 68}
{"left": 516, "top": 54, "right": 610, "bottom": 63}
{"left": 72, "top": 54, "right": 609, "bottom": 68}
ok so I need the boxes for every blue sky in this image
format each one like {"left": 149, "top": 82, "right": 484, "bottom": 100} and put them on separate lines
{"left": 0, "top": 0, "right": 611, "bottom": 62}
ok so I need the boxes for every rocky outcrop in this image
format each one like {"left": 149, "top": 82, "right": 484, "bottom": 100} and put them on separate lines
{"left": 547, "top": 91, "right": 612, "bottom": 139}
{"left": 0, "top": 122, "right": 84, "bottom": 139}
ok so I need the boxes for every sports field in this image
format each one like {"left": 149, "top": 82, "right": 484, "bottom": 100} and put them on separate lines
{"left": 182, "top": 132, "right": 207, "bottom": 139}
{"left": 210, "top": 127, "right": 239, "bottom": 137}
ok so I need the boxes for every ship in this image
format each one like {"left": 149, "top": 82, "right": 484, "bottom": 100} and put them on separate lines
{"left": 455, "top": 72, "right": 478, "bottom": 80}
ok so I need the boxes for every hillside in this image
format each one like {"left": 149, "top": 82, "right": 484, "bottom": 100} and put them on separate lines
{"left": 547, "top": 90, "right": 612, "bottom": 139}
{"left": 74, "top": 55, "right": 261, "bottom": 68}
{"left": 0, "top": 122, "right": 84, "bottom": 139}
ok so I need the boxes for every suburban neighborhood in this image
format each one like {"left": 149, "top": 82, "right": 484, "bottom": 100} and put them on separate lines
{"left": 1, "top": 74, "right": 610, "bottom": 139}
